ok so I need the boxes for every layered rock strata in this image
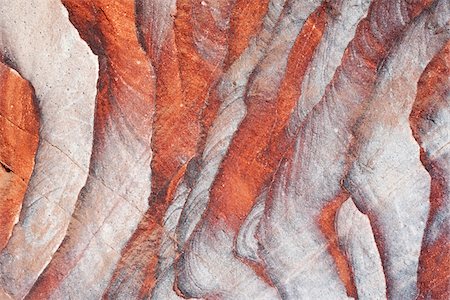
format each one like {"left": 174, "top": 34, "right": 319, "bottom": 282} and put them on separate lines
{"left": 0, "top": 0, "right": 448, "bottom": 299}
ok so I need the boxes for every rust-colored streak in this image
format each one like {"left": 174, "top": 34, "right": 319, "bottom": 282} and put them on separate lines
{"left": 107, "top": 0, "right": 258, "bottom": 296}
{"left": 106, "top": 1, "right": 235, "bottom": 297}
{"left": 207, "top": 5, "right": 327, "bottom": 229}
{"left": 318, "top": 193, "right": 358, "bottom": 298}
{"left": 25, "top": 1, "right": 154, "bottom": 299}
{"left": 138, "top": 163, "right": 188, "bottom": 297}
{"left": 0, "top": 63, "right": 39, "bottom": 182}
{"left": 149, "top": 0, "right": 233, "bottom": 198}
{"left": 105, "top": 163, "right": 188, "bottom": 299}
{"left": 134, "top": 0, "right": 235, "bottom": 213}
{"left": 417, "top": 233, "right": 450, "bottom": 299}
{"left": 0, "top": 61, "right": 39, "bottom": 251}
{"left": 204, "top": 0, "right": 433, "bottom": 294}
{"left": 410, "top": 42, "right": 450, "bottom": 300}
{"left": 225, "top": 0, "right": 270, "bottom": 68}
{"left": 105, "top": 219, "right": 163, "bottom": 298}
{"left": 60, "top": 0, "right": 155, "bottom": 143}
{"left": 146, "top": 34, "right": 187, "bottom": 200}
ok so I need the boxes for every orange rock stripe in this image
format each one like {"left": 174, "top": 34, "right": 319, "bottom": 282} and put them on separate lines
{"left": 225, "top": 0, "right": 270, "bottom": 68}
{"left": 107, "top": 0, "right": 275, "bottom": 295}
{"left": 25, "top": 0, "right": 154, "bottom": 298}
{"left": 410, "top": 42, "right": 450, "bottom": 300}
{"left": 207, "top": 5, "right": 327, "bottom": 229}
{"left": 0, "top": 61, "right": 39, "bottom": 251}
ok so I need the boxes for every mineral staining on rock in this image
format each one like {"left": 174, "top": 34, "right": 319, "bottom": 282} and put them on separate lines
{"left": 0, "top": 61, "right": 39, "bottom": 252}
{"left": 0, "top": 0, "right": 449, "bottom": 299}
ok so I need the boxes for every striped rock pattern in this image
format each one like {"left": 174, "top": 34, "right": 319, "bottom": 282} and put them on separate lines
{"left": 0, "top": 0, "right": 448, "bottom": 299}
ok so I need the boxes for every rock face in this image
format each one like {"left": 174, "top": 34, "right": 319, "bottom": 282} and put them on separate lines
{"left": 0, "top": 0, "right": 449, "bottom": 299}
{"left": 410, "top": 41, "right": 450, "bottom": 300}
{"left": 0, "top": 1, "right": 98, "bottom": 298}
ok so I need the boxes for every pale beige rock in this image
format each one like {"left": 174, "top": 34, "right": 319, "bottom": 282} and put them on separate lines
{"left": 257, "top": 1, "right": 444, "bottom": 298}
{"left": 0, "top": 0, "right": 98, "bottom": 298}
{"left": 336, "top": 199, "right": 386, "bottom": 300}
{"left": 345, "top": 2, "right": 449, "bottom": 297}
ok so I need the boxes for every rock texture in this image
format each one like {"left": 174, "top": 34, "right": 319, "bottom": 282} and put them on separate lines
{"left": 410, "top": 41, "right": 450, "bottom": 300}
{"left": 0, "top": 0, "right": 449, "bottom": 299}
{"left": 0, "top": 1, "right": 98, "bottom": 298}
{"left": 0, "top": 61, "right": 39, "bottom": 252}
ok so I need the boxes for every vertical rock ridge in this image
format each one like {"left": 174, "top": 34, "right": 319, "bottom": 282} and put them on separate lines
{"left": 257, "top": 0, "right": 438, "bottom": 298}
{"left": 174, "top": 0, "right": 287, "bottom": 252}
{"left": 0, "top": 1, "right": 98, "bottom": 298}
{"left": 410, "top": 41, "right": 450, "bottom": 300}
{"left": 25, "top": 0, "right": 155, "bottom": 299}
{"left": 106, "top": 0, "right": 235, "bottom": 296}
{"left": 336, "top": 199, "right": 386, "bottom": 300}
{"left": 174, "top": 1, "right": 325, "bottom": 298}
{"left": 345, "top": 2, "right": 449, "bottom": 297}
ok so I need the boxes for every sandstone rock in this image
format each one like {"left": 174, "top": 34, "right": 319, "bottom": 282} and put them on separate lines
{"left": 0, "top": 0, "right": 448, "bottom": 299}
{"left": 410, "top": 41, "right": 450, "bottom": 300}
{"left": 0, "top": 61, "right": 39, "bottom": 251}
{"left": 0, "top": 1, "right": 98, "bottom": 298}
{"left": 257, "top": 0, "right": 443, "bottom": 298}
{"left": 336, "top": 199, "right": 386, "bottom": 300}
{"left": 26, "top": 0, "right": 155, "bottom": 298}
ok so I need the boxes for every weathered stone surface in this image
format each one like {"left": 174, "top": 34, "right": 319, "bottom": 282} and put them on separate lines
{"left": 25, "top": 0, "right": 155, "bottom": 299}
{"left": 336, "top": 199, "right": 386, "bottom": 300}
{"left": 105, "top": 1, "right": 233, "bottom": 296}
{"left": 0, "top": 1, "right": 98, "bottom": 298}
{"left": 0, "top": 0, "right": 448, "bottom": 299}
{"left": 345, "top": 4, "right": 449, "bottom": 296}
{"left": 410, "top": 41, "right": 450, "bottom": 300}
